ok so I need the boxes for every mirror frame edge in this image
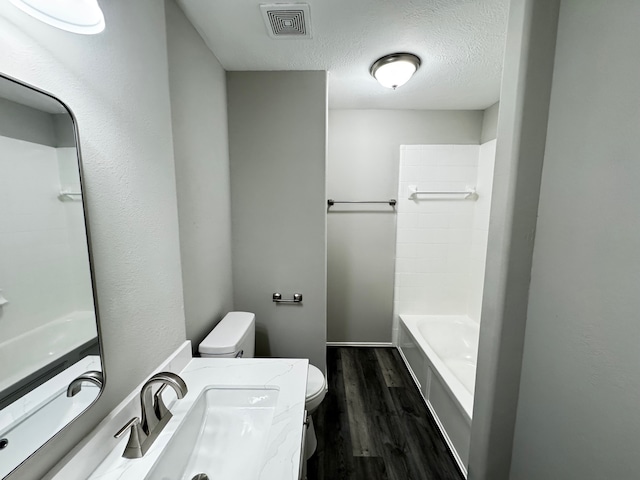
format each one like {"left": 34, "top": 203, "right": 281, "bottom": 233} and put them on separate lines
{"left": 0, "top": 72, "right": 107, "bottom": 478}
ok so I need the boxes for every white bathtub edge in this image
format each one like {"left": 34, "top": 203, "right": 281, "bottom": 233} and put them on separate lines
{"left": 399, "top": 315, "right": 474, "bottom": 419}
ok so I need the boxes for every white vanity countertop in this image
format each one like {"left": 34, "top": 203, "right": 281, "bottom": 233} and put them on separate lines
{"left": 87, "top": 357, "right": 308, "bottom": 480}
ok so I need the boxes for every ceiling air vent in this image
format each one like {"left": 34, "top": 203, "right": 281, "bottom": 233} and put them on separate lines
{"left": 260, "top": 4, "right": 311, "bottom": 39}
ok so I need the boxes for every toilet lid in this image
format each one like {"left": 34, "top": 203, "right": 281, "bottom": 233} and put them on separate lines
{"left": 306, "top": 365, "right": 326, "bottom": 399}
{"left": 198, "top": 312, "right": 255, "bottom": 355}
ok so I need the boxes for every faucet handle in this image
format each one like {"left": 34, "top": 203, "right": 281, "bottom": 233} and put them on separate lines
{"left": 114, "top": 417, "right": 140, "bottom": 438}
{"left": 154, "top": 383, "right": 170, "bottom": 420}
{"left": 114, "top": 417, "right": 146, "bottom": 459}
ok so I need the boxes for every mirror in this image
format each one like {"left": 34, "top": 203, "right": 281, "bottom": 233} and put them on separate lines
{"left": 0, "top": 74, "right": 102, "bottom": 477}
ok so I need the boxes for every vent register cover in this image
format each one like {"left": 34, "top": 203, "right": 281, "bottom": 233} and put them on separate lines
{"left": 260, "top": 3, "right": 312, "bottom": 38}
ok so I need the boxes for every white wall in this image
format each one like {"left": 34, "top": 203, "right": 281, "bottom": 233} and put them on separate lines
{"left": 467, "top": 140, "right": 496, "bottom": 321}
{"left": 227, "top": 71, "right": 327, "bottom": 370}
{"left": 394, "top": 145, "right": 479, "bottom": 324}
{"left": 509, "top": 1, "right": 640, "bottom": 478}
{"left": 480, "top": 102, "right": 500, "bottom": 144}
{"left": 165, "top": 0, "right": 234, "bottom": 354}
{"left": 468, "top": 0, "right": 561, "bottom": 478}
{"left": 393, "top": 142, "right": 495, "bottom": 336}
{"left": 328, "top": 110, "right": 483, "bottom": 343}
{"left": 0, "top": 137, "right": 86, "bottom": 342}
{"left": 0, "top": 1, "right": 187, "bottom": 477}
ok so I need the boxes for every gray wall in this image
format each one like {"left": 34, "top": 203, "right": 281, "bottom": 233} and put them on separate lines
{"left": 0, "top": 94, "right": 75, "bottom": 148}
{"left": 53, "top": 113, "right": 75, "bottom": 147}
{"left": 327, "top": 109, "right": 482, "bottom": 343}
{"left": 510, "top": 1, "right": 640, "bottom": 478}
{"left": 165, "top": 0, "right": 233, "bottom": 355}
{"left": 227, "top": 71, "right": 327, "bottom": 369}
{"left": 0, "top": 1, "right": 187, "bottom": 477}
{"left": 481, "top": 102, "right": 500, "bottom": 143}
{"left": 0, "top": 97, "right": 57, "bottom": 146}
{"left": 468, "top": 0, "right": 560, "bottom": 478}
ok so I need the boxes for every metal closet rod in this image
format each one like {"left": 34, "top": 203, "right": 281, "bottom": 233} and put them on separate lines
{"left": 327, "top": 199, "right": 397, "bottom": 207}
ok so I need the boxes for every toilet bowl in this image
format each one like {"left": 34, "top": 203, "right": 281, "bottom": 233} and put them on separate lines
{"left": 303, "top": 363, "right": 327, "bottom": 460}
{"left": 198, "top": 311, "right": 327, "bottom": 459}
{"left": 306, "top": 364, "right": 327, "bottom": 413}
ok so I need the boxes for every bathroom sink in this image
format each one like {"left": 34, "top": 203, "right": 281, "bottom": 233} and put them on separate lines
{"left": 144, "top": 386, "right": 279, "bottom": 480}
{"left": 57, "top": 357, "right": 307, "bottom": 480}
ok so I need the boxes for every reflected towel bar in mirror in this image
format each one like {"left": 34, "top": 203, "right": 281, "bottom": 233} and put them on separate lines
{"left": 58, "top": 190, "right": 83, "bottom": 201}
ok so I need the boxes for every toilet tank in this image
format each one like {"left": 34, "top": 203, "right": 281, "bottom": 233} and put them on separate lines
{"left": 198, "top": 312, "right": 255, "bottom": 358}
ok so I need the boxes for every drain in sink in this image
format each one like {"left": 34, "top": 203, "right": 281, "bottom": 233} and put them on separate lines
{"left": 191, "top": 475, "right": 209, "bottom": 480}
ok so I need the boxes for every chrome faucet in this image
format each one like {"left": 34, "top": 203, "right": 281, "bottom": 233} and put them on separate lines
{"left": 66, "top": 371, "right": 103, "bottom": 397}
{"left": 114, "top": 372, "right": 188, "bottom": 459}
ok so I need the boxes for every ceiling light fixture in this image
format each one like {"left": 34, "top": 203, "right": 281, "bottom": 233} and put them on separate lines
{"left": 370, "top": 53, "right": 421, "bottom": 90}
{"left": 9, "top": 0, "right": 105, "bottom": 35}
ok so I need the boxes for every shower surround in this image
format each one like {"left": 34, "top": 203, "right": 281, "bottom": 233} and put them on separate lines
{"left": 393, "top": 142, "right": 496, "bottom": 338}
{"left": 393, "top": 141, "right": 496, "bottom": 474}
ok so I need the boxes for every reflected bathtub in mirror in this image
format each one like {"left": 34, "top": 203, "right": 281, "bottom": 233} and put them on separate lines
{"left": 0, "top": 73, "right": 103, "bottom": 478}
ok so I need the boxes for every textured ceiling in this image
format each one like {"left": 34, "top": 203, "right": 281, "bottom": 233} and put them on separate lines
{"left": 176, "top": 0, "right": 508, "bottom": 110}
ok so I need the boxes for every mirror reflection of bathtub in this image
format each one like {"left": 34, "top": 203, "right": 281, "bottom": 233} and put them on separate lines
{"left": 0, "top": 356, "right": 101, "bottom": 478}
{"left": 0, "top": 73, "right": 103, "bottom": 478}
{"left": 0, "top": 312, "right": 98, "bottom": 409}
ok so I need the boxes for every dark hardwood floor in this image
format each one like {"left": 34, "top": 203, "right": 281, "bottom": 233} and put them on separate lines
{"left": 307, "top": 347, "right": 464, "bottom": 480}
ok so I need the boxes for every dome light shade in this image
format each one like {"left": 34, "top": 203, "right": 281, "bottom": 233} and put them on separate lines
{"left": 9, "top": 0, "right": 105, "bottom": 35}
{"left": 370, "top": 53, "right": 421, "bottom": 89}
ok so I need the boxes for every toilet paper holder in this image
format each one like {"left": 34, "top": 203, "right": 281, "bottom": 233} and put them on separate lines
{"left": 272, "top": 293, "right": 302, "bottom": 303}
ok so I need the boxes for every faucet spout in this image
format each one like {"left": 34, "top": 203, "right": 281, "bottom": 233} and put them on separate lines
{"left": 140, "top": 372, "right": 188, "bottom": 434}
{"left": 116, "top": 371, "right": 188, "bottom": 459}
{"left": 66, "top": 370, "right": 103, "bottom": 397}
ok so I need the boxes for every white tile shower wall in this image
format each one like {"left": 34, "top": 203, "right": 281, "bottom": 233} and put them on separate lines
{"left": 393, "top": 145, "right": 480, "bottom": 340}
{"left": 0, "top": 136, "right": 93, "bottom": 342}
{"left": 467, "top": 140, "right": 497, "bottom": 322}
{"left": 57, "top": 147, "right": 94, "bottom": 313}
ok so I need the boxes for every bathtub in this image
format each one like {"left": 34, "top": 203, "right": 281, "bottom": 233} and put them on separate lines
{"left": 0, "top": 355, "right": 102, "bottom": 478}
{"left": 0, "top": 311, "right": 98, "bottom": 401}
{"left": 398, "top": 315, "right": 479, "bottom": 476}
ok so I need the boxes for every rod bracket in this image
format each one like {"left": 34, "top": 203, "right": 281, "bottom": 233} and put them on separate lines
{"left": 272, "top": 293, "right": 303, "bottom": 303}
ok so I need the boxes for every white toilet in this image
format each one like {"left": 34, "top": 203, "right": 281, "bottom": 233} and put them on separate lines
{"left": 198, "top": 311, "right": 327, "bottom": 459}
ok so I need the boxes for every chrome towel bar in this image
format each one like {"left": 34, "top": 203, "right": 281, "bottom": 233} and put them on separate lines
{"left": 327, "top": 199, "right": 396, "bottom": 207}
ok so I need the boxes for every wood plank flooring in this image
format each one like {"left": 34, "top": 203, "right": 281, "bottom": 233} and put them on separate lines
{"left": 307, "top": 347, "right": 464, "bottom": 480}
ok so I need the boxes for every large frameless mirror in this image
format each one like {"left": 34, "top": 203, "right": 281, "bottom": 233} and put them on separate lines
{"left": 0, "top": 73, "right": 103, "bottom": 478}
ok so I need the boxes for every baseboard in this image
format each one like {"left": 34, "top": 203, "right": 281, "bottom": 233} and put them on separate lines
{"left": 326, "top": 342, "right": 394, "bottom": 347}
